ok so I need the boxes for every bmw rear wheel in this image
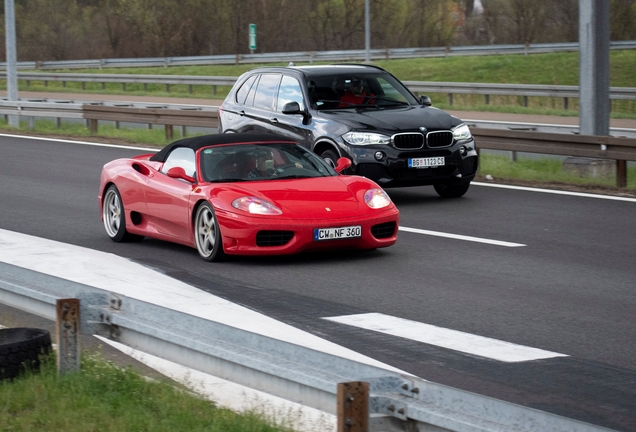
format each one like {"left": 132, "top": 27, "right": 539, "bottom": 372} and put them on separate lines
{"left": 102, "top": 185, "right": 143, "bottom": 242}
{"left": 433, "top": 182, "right": 471, "bottom": 198}
{"left": 194, "top": 202, "right": 226, "bottom": 262}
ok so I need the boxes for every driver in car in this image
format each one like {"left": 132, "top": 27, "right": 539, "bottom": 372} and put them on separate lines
{"left": 339, "top": 78, "right": 375, "bottom": 107}
{"left": 248, "top": 150, "right": 276, "bottom": 178}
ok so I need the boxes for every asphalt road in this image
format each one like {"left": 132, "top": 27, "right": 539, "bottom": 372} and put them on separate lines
{"left": 1, "top": 134, "right": 635, "bottom": 431}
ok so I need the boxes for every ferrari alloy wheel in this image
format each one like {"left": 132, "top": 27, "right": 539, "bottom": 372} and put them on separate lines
{"left": 194, "top": 202, "right": 225, "bottom": 262}
{"left": 433, "top": 182, "right": 471, "bottom": 198}
{"left": 102, "top": 185, "right": 143, "bottom": 242}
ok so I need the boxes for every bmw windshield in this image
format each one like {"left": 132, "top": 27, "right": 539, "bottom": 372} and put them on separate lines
{"left": 305, "top": 72, "right": 419, "bottom": 110}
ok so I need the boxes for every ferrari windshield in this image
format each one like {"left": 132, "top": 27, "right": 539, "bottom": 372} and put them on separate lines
{"left": 199, "top": 143, "right": 339, "bottom": 182}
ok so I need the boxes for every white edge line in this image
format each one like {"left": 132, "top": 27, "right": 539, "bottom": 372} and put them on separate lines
{"left": 473, "top": 181, "right": 636, "bottom": 202}
{"left": 0, "top": 132, "right": 159, "bottom": 152}
{"left": 399, "top": 226, "right": 526, "bottom": 247}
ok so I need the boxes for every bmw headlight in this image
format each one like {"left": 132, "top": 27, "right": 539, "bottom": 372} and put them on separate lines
{"left": 364, "top": 188, "right": 391, "bottom": 209}
{"left": 342, "top": 132, "right": 391, "bottom": 146}
{"left": 232, "top": 197, "right": 282, "bottom": 215}
{"left": 452, "top": 124, "right": 472, "bottom": 141}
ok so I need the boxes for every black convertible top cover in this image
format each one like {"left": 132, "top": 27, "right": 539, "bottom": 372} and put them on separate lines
{"left": 149, "top": 133, "right": 296, "bottom": 163}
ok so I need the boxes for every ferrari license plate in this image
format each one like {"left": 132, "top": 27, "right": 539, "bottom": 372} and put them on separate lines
{"left": 408, "top": 156, "right": 445, "bottom": 168}
{"left": 314, "top": 226, "right": 362, "bottom": 241}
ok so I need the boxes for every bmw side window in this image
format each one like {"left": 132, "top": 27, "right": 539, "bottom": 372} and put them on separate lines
{"left": 253, "top": 74, "right": 282, "bottom": 110}
{"left": 161, "top": 147, "right": 196, "bottom": 178}
{"left": 235, "top": 75, "right": 257, "bottom": 105}
{"left": 276, "top": 76, "right": 304, "bottom": 111}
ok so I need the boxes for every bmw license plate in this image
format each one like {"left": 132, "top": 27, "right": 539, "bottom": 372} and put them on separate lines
{"left": 408, "top": 157, "right": 445, "bottom": 168}
{"left": 314, "top": 226, "right": 362, "bottom": 241}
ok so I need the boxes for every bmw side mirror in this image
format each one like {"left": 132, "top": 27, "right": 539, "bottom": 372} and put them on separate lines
{"left": 419, "top": 95, "right": 432, "bottom": 107}
{"left": 282, "top": 101, "right": 312, "bottom": 125}
{"left": 282, "top": 102, "right": 302, "bottom": 114}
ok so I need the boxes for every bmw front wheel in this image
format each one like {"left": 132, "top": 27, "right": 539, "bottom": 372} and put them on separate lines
{"left": 194, "top": 202, "right": 226, "bottom": 262}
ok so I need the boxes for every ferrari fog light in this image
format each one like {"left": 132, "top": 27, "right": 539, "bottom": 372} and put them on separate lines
{"left": 232, "top": 197, "right": 282, "bottom": 215}
{"left": 374, "top": 151, "right": 385, "bottom": 161}
{"left": 364, "top": 188, "right": 391, "bottom": 209}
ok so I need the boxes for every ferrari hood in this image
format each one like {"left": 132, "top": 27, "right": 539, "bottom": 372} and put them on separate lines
{"left": 227, "top": 177, "right": 364, "bottom": 216}
{"left": 320, "top": 105, "right": 460, "bottom": 133}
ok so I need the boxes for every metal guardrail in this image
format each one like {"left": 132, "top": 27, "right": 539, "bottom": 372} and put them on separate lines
{"left": 0, "top": 41, "right": 635, "bottom": 70}
{"left": 2, "top": 72, "right": 635, "bottom": 104}
{"left": 1, "top": 98, "right": 635, "bottom": 186}
{"left": 0, "top": 261, "right": 616, "bottom": 432}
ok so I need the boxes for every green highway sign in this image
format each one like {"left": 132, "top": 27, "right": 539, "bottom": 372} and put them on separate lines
{"left": 249, "top": 23, "right": 257, "bottom": 50}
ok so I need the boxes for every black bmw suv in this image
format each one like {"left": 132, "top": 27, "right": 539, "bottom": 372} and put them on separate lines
{"left": 218, "top": 64, "right": 478, "bottom": 197}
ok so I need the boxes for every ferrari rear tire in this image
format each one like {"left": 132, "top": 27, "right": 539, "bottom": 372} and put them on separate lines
{"left": 102, "top": 185, "right": 144, "bottom": 242}
{"left": 433, "top": 182, "right": 471, "bottom": 198}
{"left": 194, "top": 202, "right": 226, "bottom": 262}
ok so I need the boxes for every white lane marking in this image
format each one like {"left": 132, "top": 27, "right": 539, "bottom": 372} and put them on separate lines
{"left": 399, "top": 226, "right": 526, "bottom": 247}
{"left": 0, "top": 132, "right": 158, "bottom": 151}
{"left": 323, "top": 313, "right": 568, "bottom": 363}
{"left": 473, "top": 181, "right": 636, "bottom": 202}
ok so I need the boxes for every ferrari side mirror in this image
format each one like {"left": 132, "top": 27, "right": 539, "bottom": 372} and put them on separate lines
{"left": 167, "top": 167, "right": 195, "bottom": 183}
{"left": 334, "top": 157, "right": 352, "bottom": 173}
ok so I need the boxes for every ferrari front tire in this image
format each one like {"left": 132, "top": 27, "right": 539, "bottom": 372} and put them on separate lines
{"left": 102, "top": 185, "right": 143, "bottom": 242}
{"left": 194, "top": 202, "right": 226, "bottom": 262}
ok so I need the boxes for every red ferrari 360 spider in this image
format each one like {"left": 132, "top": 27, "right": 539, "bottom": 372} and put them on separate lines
{"left": 99, "top": 133, "right": 399, "bottom": 261}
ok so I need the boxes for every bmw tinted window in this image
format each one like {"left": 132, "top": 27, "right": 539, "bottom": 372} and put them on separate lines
{"left": 253, "top": 73, "right": 282, "bottom": 110}
{"left": 235, "top": 75, "right": 257, "bottom": 105}
{"left": 276, "top": 76, "right": 304, "bottom": 111}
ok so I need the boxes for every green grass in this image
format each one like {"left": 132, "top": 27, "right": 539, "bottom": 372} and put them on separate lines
{"left": 0, "top": 351, "right": 294, "bottom": 432}
{"left": 7, "top": 50, "right": 636, "bottom": 117}
{"left": 478, "top": 153, "right": 636, "bottom": 190}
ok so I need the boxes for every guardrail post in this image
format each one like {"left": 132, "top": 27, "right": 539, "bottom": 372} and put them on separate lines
{"left": 89, "top": 118, "right": 98, "bottom": 134}
{"left": 337, "top": 381, "right": 369, "bottom": 432}
{"left": 617, "top": 160, "right": 627, "bottom": 188}
{"left": 485, "top": 94, "right": 490, "bottom": 105}
{"left": 564, "top": 97, "right": 569, "bottom": 110}
{"left": 56, "top": 298, "right": 81, "bottom": 376}
{"left": 165, "top": 124, "right": 173, "bottom": 141}
{"left": 448, "top": 93, "right": 453, "bottom": 106}
{"left": 166, "top": 84, "right": 170, "bottom": 93}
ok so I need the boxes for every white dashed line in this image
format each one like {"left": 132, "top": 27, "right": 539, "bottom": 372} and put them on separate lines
{"left": 399, "top": 226, "right": 526, "bottom": 247}
{"left": 324, "top": 313, "right": 567, "bottom": 363}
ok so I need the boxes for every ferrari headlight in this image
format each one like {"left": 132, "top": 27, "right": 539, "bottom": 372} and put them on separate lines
{"left": 232, "top": 197, "right": 282, "bottom": 215}
{"left": 364, "top": 188, "right": 391, "bottom": 209}
{"left": 342, "top": 132, "right": 391, "bottom": 146}
{"left": 452, "top": 124, "right": 472, "bottom": 141}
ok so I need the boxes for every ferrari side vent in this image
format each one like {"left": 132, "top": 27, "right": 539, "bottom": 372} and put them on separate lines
{"left": 371, "top": 222, "right": 396, "bottom": 239}
{"left": 256, "top": 230, "right": 294, "bottom": 247}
